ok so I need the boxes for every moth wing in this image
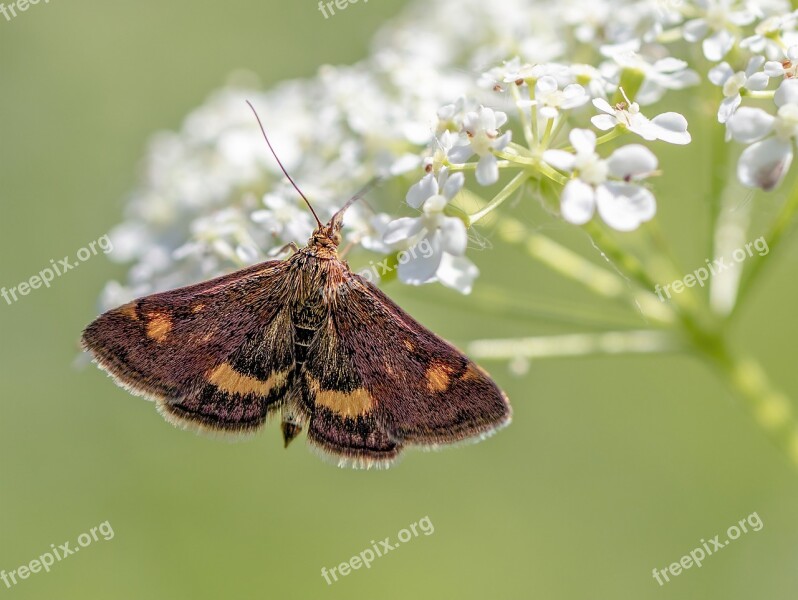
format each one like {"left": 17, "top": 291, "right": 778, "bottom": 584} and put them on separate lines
{"left": 297, "top": 267, "right": 510, "bottom": 467}
{"left": 82, "top": 260, "right": 296, "bottom": 433}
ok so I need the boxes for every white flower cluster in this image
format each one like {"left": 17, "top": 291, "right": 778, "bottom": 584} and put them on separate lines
{"left": 99, "top": 0, "right": 798, "bottom": 306}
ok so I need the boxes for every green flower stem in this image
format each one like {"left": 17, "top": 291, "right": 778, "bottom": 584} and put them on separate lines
{"left": 707, "top": 106, "right": 730, "bottom": 263}
{"left": 540, "top": 117, "right": 555, "bottom": 147}
{"left": 730, "top": 178, "right": 798, "bottom": 319}
{"left": 507, "top": 141, "right": 535, "bottom": 157}
{"left": 493, "top": 149, "right": 538, "bottom": 166}
{"left": 742, "top": 90, "right": 776, "bottom": 100}
{"left": 468, "top": 171, "right": 531, "bottom": 225}
{"left": 447, "top": 160, "right": 512, "bottom": 171}
{"left": 593, "top": 128, "right": 624, "bottom": 147}
{"left": 585, "top": 219, "right": 798, "bottom": 468}
{"left": 467, "top": 330, "right": 681, "bottom": 361}
{"left": 584, "top": 221, "right": 665, "bottom": 292}
{"left": 695, "top": 335, "right": 798, "bottom": 467}
{"left": 497, "top": 217, "right": 675, "bottom": 324}
{"left": 510, "top": 84, "right": 536, "bottom": 148}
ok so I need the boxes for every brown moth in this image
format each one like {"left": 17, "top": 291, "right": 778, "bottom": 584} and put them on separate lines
{"left": 81, "top": 102, "right": 511, "bottom": 469}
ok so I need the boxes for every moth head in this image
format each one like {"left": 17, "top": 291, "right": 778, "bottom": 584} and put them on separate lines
{"left": 310, "top": 210, "right": 345, "bottom": 249}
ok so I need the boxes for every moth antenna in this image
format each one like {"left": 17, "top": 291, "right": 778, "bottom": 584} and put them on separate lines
{"left": 337, "top": 177, "right": 382, "bottom": 215}
{"left": 246, "top": 100, "right": 323, "bottom": 228}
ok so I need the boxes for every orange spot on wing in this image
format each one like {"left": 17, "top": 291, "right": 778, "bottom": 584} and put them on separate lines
{"left": 426, "top": 361, "right": 455, "bottom": 393}
{"left": 403, "top": 339, "right": 415, "bottom": 351}
{"left": 207, "top": 362, "right": 287, "bottom": 397}
{"left": 309, "top": 376, "right": 374, "bottom": 418}
{"left": 460, "top": 362, "right": 486, "bottom": 381}
{"left": 146, "top": 312, "right": 172, "bottom": 342}
{"left": 118, "top": 302, "right": 139, "bottom": 321}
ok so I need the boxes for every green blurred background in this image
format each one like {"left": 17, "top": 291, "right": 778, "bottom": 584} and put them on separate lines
{"left": 2, "top": 1, "right": 798, "bottom": 599}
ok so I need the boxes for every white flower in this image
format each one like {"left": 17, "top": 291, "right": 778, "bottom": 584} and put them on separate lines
{"left": 601, "top": 42, "right": 700, "bottom": 105}
{"left": 741, "top": 11, "right": 798, "bottom": 60}
{"left": 383, "top": 170, "right": 477, "bottom": 293}
{"left": 591, "top": 92, "right": 691, "bottom": 144}
{"left": 448, "top": 106, "right": 511, "bottom": 186}
{"left": 571, "top": 63, "right": 613, "bottom": 100}
{"left": 251, "top": 192, "right": 316, "bottom": 245}
{"left": 543, "top": 129, "right": 658, "bottom": 231}
{"left": 764, "top": 45, "right": 798, "bottom": 78}
{"left": 406, "top": 167, "right": 465, "bottom": 209}
{"left": 357, "top": 214, "right": 396, "bottom": 254}
{"left": 709, "top": 56, "right": 770, "bottom": 124}
{"left": 523, "top": 76, "right": 590, "bottom": 120}
{"left": 727, "top": 79, "right": 798, "bottom": 189}
{"left": 682, "top": 0, "right": 757, "bottom": 61}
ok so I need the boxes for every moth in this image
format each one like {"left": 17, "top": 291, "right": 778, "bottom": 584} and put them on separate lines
{"left": 81, "top": 102, "right": 511, "bottom": 468}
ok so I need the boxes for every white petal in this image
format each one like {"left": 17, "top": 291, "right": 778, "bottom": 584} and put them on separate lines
{"left": 596, "top": 183, "right": 656, "bottom": 231}
{"left": 560, "top": 180, "right": 596, "bottom": 225}
{"left": 406, "top": 173, "right": 438, "bottom": 209}
{"left": 479, "top": 106, "right": 497, "bottom": 131}
{"left": 737, "top": 137, "right": 793, "bottom": 190}
{"left": 442, "top": 171, "right": 465, "bottom": 200}
{"left": 439, "top": 216, "right": 468, "bottom": 255}
{"left": 436, "top": 254, "right": 479, "bottom": 294}
{"left": 423, "top": 194, "right": 448, "bottom": 214}
{"left": 745, "top": 55, "right": 765, "bottom": 76}
{"left": 493, "top": 131, "right": 512, "bottom": 151}
{"left": 627, "top": 118, "right": 659, "bottom": 141}
{"left": 703, "top": 29, "right": 733, "bottom": 62}
{"left": 383, "top": 217, "right": 424, "bottom": 245}
{"left": 390, "top": 153, "right": 422, "bottom": 175}
{"left": 250, "top": 210, "right": 271, "bottom": 224}
{"left": 650, "top": 112, "right": 692, "bottom": 144}
{"left": 764, "top": 61, "right": 785, "bottom": 77}
{"left": 536, "top": 76, "right": 558, "bottom": 96}
{"left": 447, "top": 143, "right": 474, "bottom": 164}
{"left": 397, "top": 234, "right": 443, "bottom": 285}
{"left": 708, "top": 62, "right": 734, "bottom": 86}
{"left": 746, "top": 72, "right": 769, "bottom": 91}
{"left": 561, "top": 84, "right": 589, "bottom": 108}
{"left": 494, "top": 110, "right": 508, "bottom": 129}
{"left": 661, "top": 69, "right": 701, "bottom": 90}
{"left": 728, "top": 107, "right": 775, "bottom": 143}
{"left": 654, "top": 57, "right": 690, "bottom": 73}
{"left": 542, "top": 149, "right": 576, "bottom": 171}
{"left": 683, "top": 19, "right": 709, "bottom": 42}
{"left": 539, "top": 106, "right": 559, "bottom": 120}
{"left": 607, "top": 144, "right": 658, "bottom": 179}
{"left": 592, "top": 97, "right": 615, "bottom": 115}
{"left": 717, "top": 95, "right": 742, "bottom": 124}
{"left": 475, "top": 155, "right": 499, "bottom": 185}
{"left": 728, "top": 9, "right": 755, "bottom": 27}
{"left": 591, "top": 114, "right": 617, "bottom": 131}
{"left": 569, "top": 128, "right": 597, "bottom": 154}
{"left": 775, "top": 79, "right": 798, "bottom": 107}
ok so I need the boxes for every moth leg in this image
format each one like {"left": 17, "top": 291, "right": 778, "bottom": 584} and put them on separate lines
{"left": 270, "top": 241, "right": 300, "bottom": 258}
